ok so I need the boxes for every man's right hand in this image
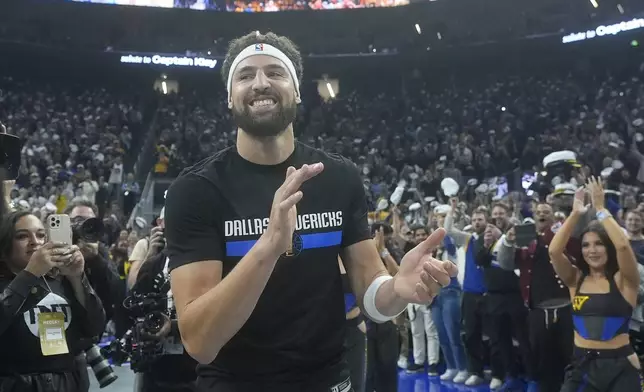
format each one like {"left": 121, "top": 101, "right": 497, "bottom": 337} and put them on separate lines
{"left": 145, "top": 226, "right": 165, "bottom": 259}
{"left": 264, "top": 163, "right": 324, "bottom": 258}
{"left": 506, "top": 226, "right": 516, "bottom": 244}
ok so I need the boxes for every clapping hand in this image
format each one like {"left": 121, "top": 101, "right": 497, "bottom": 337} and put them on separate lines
{"left": 586, "top": 176, "right": 605, "bottom": 211}
{"left": 374, "top": 227, "right": 386, "bottom": 253}
{"left": 393, "top": 228, "right": 458, "bottom": 304}
{"left": 265, "top": 163, "right": 324, "bottom": 258}
{"left": 572, "top": 186, "right": 589, "bottom": 215}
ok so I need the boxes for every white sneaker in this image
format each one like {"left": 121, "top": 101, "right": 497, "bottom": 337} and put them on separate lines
{"left": 452, "top": 371, "right": 469, "bottom": 384}
{"left": 397, "top": 356, "right": 408, "bottom": 369}
{"left": 489, "top": 378, "right": 503, "bottom": 390}
{"left": 465, "top": 375, "right": 485, "bottom": 386}
{"left": 439, "top": 369, "right": 458, "bottom": 381}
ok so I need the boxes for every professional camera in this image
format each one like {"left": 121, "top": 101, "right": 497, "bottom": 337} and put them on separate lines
{"left": 104, "top": 274, "right": 173, "bottom": 372}
{"left": 85, "top": 344, "right": 118, "bottom": 388}
{"left": 71, "top": 216, "right": 105, "bottom": 243}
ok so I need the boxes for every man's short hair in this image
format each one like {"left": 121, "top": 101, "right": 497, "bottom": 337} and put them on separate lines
{"left": 472, "top": 207, "right": 489, "bottom": 217}
{"left": 409, "top": 225, "right": 430, "bottom": 235}
{"left": 536, "top": 201, "right": 552, "bottom": 209}
{"left": 64, "top": 200, "right": 98, "bottom": 217}
{"left": 492, "top": 202, "right": 510, "bottom": 212}
{"left": 221, "top": 31, "right": 304, "bottom": 87}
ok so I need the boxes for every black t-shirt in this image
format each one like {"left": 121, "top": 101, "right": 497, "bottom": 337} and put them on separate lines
{"left": 529, "top": 237, "right": 569, "bottom": 308}
{"left": 165, "top": 142, "right": 371, "bottom": 383}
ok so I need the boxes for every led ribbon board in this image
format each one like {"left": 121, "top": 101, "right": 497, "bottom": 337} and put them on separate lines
{"left": 120, "top": 54, "right": 218, "bottom": 69}
{"left": 562, "top": 18, "right": 644, "bottom": 44}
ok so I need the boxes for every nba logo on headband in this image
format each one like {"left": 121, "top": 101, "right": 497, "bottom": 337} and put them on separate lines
{"left": 255, "top": 43, "right": 264, "bottom": 51}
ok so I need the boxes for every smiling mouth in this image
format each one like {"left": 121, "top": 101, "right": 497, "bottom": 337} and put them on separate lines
{"left": 249, "top": 98, "right": 277, "bottom": 108}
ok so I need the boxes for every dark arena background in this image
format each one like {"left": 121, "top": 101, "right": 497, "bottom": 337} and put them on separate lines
{"left": 2, "top": 0, "right": 644, "bottom": 391}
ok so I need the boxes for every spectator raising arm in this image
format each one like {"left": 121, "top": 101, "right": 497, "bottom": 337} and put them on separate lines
{"left": 444, "top": 197, "right": 470, "bottom": 247}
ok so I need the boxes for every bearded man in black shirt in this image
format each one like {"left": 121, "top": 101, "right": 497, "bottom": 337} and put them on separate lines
{"left": 164, "top": 31, "right": 458, "bottom": 392}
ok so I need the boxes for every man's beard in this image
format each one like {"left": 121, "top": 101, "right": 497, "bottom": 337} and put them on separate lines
{"left": 232, "top": 100, "right": 297, "bottom": 138}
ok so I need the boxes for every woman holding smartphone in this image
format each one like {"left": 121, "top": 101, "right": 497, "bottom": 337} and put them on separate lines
{"left": 0, "top": 211, "right": 105, "bottom": 392}
{"left": 549, "top": 177, "right": 641, "bottom": 391}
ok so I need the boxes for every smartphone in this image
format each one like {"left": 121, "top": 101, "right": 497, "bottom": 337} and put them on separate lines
{"left": 515, "top": 223, "right": 536, "bottom": 247}
{"left": 47, "top": 214, "right": 73, "bottom": 244}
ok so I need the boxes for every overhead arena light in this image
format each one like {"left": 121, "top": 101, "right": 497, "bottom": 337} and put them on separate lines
{"left": 590, "top": 0, "right": 599, "bottom": 8}
{"left": 326, "top": 82, "right": 336, "bottom": 99}
{"left": 415, "top": 24, "right": 421, "bottom": 35}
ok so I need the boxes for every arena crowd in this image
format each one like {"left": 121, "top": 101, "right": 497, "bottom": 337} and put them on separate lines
{"left": 2, "top": 36, "right": 644, "bottom": 392}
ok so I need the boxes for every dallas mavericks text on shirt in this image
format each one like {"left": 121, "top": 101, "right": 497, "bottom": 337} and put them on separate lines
{"left": 224, "top": 211, "right": 344, "bottom": 257}
{"left": 224, "top": 211, "right": 343, "bottom": 237}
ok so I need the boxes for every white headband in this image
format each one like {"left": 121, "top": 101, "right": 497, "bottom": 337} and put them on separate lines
{"left": 226, "top": 43, "right": 300, "bottom": 104}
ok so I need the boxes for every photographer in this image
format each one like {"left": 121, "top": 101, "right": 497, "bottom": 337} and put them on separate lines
{"left": 127, "top": 210, "right": 165, "bottom": 290}
{"left": 63, "top": 201, "right": 126, "bottom": 388}
{"left": 64, "top": 201, "right": 126, "bottom": 326}
{"left": 127, "top": 222, "right": 197, "bottom": 392}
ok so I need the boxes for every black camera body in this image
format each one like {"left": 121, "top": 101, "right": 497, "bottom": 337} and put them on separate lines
{"left": 104, "top": 275, "right": 174, "bottom": 372}
{"left": 71, "top": 216, "right": 105, "bottom": 244}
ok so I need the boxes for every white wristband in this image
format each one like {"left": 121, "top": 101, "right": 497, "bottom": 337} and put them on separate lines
{"left": 363, "top": 275, "right": 402, "bottom": 323}
{"left": 596, "top": 209, "right": 610, "bottom": 222}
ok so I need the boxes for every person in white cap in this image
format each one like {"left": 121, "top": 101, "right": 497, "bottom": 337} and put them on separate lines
{"left": 164, "top": 31, "right": 457, "bottom": 392}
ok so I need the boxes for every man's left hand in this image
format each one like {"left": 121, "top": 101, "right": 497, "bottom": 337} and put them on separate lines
{"left": 393, "top": 228, "right": 457, "bottom": 304}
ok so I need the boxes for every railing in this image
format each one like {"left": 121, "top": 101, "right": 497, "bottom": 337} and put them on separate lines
{"left": 133, "top": 98, "right": 163, "bottom": 186}
{"left": 127, "top": 171, "right": 155, "bottom": 230}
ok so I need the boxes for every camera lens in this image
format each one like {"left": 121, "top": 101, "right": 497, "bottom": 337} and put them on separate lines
{"left": 145, "top": 313, "right": 164, "bottom": 334}
{"left": 55, "top": 220, "right": 60, "bottom": 225}
{"left": 50, "top": 221, "right": 56, "bottom": 227}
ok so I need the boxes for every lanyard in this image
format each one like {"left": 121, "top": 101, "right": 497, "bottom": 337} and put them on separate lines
{"left": 42, "top": 276, "right": 53, "bottom": 293}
